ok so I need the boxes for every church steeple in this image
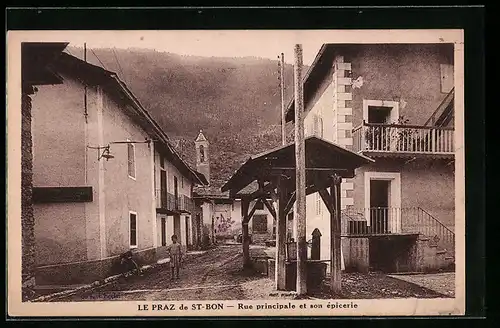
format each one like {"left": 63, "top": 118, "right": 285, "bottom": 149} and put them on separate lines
{"left": 195, "top": 130, "right": 210, "bottom": 184}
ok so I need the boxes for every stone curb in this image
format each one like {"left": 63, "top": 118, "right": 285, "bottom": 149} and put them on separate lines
{"left": 29, "top": 250, "right": 208, "bottom": 302}
{"left": 29, "top": 260, "right": 170, "bottom": 302}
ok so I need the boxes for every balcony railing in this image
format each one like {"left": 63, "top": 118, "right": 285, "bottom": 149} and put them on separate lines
{"left": 341, "top": 207, "right": 455, "bottom": 255}
{"left": 353, "top": 122, "right": 454, "bottom": 154}
{"left": 155, "top": 189, "right": 194, "bottom": 213}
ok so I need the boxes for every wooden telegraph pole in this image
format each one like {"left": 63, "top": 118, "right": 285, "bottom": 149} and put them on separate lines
{"left": 279, "top": 53, "right": 286, "bottom": 145}
{"left": 294, "top": 44, "right": 307, "bottom": 295}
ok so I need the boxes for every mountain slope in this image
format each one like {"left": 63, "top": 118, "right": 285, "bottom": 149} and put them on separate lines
{"left": 67, "top": 46, "right": 302, "bottom": 187}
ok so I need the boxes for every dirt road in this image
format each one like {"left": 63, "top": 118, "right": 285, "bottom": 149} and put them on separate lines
{"left": 57, "top": 244, "right": 451, "bottom": 302}
{"left": 60, "top": 245, "right": 257, "bottom": 301}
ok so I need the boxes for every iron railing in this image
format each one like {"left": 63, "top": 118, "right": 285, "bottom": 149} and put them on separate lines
{"left": 341, "top": 207, "right": 455, "bottom": 255}
{"left": 155, "top": 189, "right": 194, "bottom": 213}
{"left": 353, "top": 122, "right": 454, "bottom": 154}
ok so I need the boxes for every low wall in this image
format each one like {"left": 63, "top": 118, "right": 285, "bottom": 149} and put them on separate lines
{"left": 35, "top": 247, "right": 157, "bottom": 286}
{"left": 342, "top": 237, "right": 370, "bottom": 273}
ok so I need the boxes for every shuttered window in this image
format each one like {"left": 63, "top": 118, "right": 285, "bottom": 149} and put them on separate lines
{"left": 127, "top": 141, "right": 136, "bottom": 179}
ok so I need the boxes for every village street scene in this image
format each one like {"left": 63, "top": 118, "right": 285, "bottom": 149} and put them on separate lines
{"left": 19, "top": 31, "right": 457, "bottom": 303}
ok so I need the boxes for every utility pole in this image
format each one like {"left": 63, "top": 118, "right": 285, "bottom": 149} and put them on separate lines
{"left": 294, "top": 44, "right": 307, "bottom": 295}
{"left": 279, "top": 53, "right": 286, "bottom": 145}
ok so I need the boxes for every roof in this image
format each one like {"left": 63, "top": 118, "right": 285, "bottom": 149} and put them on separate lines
{"left": 221, "top": 136, "right": 374, "bottom": 197}
{"left": 22, "top": 42, "right": 69, "bottom": 90}
{"left": 286, "top": 43, "right": 455, "bottom": 123}
{"left": 52, "top": 52, "right": 207, "bottom": 186}
{"left": 285, "top": 44, "right": 336, "bottom": 122}
{"left": 195, "top": 130, "right": 208, "bottom": 142}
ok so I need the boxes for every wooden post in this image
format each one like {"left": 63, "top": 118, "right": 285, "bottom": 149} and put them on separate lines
{"left": 280, "top": 52, "right": 286, "bottom": 145}
{"left": 276, "top": 177, "right": 288, "bottom": 290}
{"left": 241, "top": 198, "right": 251, "bottom": 269}
{"left": 294, "top": 44, "right": 307, "bottom": 295}
{"left": 330, "top": 174, "right": 342, "bottom": 294}
{"left": 311, "top": 228, "right": 322, "bottom": 260}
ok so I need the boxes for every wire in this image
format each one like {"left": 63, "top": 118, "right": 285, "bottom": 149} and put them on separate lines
{"left": 112, "top": 47, "right": 126, "bottom": 83}
{"left": 90, "top": 48, "right": 107, "bottom": 70}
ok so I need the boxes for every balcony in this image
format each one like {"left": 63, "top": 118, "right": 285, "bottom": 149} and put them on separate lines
{"left": 353, "top": 122, "right": 454, "bottom": 157}
{"left": 155, "top": 189, "right": 194, "bottom": 214}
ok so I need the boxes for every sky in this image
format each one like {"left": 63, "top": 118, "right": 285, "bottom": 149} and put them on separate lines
{"left": 58, "top": 30, "right": 324, "bottom": 65}
{"left": 10, "top": 29, "right": 463, "bottom": 66}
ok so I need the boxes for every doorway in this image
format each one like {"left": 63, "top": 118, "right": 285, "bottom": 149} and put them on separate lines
{"left": 173, "top": 215, "right": 181, "bottom": 241}
{"left": 185, "top": 216, "right": 191, "bottom": 249}
{"left": 160, "top": 216, "right": 167, "bottom": 246}
{"left": 364, "top": 172, "right": 401, "bottom": 234}
{"left": 174, "top": 176, "right": 179, "bottom": 209}
{"left": 370, "top": 180, "right": 390, "bottom": 233}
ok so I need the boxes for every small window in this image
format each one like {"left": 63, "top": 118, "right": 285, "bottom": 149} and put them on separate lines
{"left": 159, "top": 153, "right": 165, "bottom": 169}
{"left": 127, "top": 141, "right": 136, "bottom": 179}
{"left": 199, "top": 145, "right": 205, "bottom": 163}
{"left": 231, "top": 203, "right": 235, "bottom": 211}
{"left": 129, "top": 212, "right": 137, "bottom": 248}
{"left": 181, "top": 177, "right": 184, "bottom": 188}
{"left": 255, "top": 200, "right": 264, "bottom": 210}
{"left": 313, "top": 114, "right": 323, "bottom": 138}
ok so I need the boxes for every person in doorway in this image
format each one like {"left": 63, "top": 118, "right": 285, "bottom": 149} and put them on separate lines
{"left": 167, "top": 234, "right": 183, "bottom": 280}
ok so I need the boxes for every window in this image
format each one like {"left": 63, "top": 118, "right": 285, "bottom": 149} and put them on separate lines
{"left": 315, "top": 193, "right": 322, "bottom": 216}
{"left": 129, "top": 212, "right": 138, "bottom": 248}
{"left": 159, "top": 153, "right": 165, "bottom": 169}
{"left": 127, "top": 141, "right": 136, "bottom": 179}
{"left": 199, "top": 145, "right": 205, "bottom": 163}
{"left": 313, "top": 114, "right": 323, "bottom": 138}
{"left": 181, "top": 177, "right": 184, "bottom": 188}
{"left": 231, "top": 203, "right": 235, "bottom": 211}
{"left": 252, "top": 215, "right": 268, "bottom": 233}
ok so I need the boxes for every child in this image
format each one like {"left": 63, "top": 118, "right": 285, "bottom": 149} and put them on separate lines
{"left": 167, "top": 234, "right": 183, "bottom": 280}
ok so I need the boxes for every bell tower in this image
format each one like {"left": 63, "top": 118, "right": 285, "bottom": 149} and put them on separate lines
{"left": 195, "top": 130, "right": 210, "bottom": 184}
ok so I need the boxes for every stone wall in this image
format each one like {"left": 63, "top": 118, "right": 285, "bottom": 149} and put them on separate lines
{"left": 21, "top": 92, "right": 35, "bottom": 295}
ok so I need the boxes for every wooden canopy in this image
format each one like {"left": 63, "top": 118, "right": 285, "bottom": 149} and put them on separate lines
{"left": 221, "top": 135, "right": 374, "bottom": 198}
{"left": 220, "top": 136, "right": 374, "bottom": 294}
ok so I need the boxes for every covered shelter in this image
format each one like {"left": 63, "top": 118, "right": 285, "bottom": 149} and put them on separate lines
{"left": 221, "top": 136, "right": 374, "bottom": 294}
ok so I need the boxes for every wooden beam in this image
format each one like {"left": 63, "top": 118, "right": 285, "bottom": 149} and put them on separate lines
{"left": 318, "top": 188, "right": 334, "bottom": 214}
{"left": 330, "top": 174, "right": 342, "bottom": 294}
{"left": 241, "top": 198, "right": 251, "bottom": 269}
{"left": 262, "top": 198, "right": 277, "bottom": 221}
{"left": 294, "top": 43, "right": 307, "bottom": 296}
{"left": 283, "top": 192, "right": 296, "bottom": 218}
{"left": 248, "top": 180, "right": 276, "bottom": 200}
{"left": 275, "top": 176, "right": 288, "bottom": 290}
{"left": 243, "top": 198, "right": 260, "bottom": 224}
{"left": 283, "top": 183, "right": 326, "bottom": 216}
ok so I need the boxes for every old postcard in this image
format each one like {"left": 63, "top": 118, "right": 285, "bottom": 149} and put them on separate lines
{"left": 7, "top": 29, "right": 465, "bottom": 317}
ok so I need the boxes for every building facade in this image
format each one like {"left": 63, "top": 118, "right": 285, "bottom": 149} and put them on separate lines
{"left": 192, "top": 131, "right": 276, "bottom": 247}
{"left": 286, "top": 43, "right": 456, "bottom": 273}
{"left": 31, "top": 52, "right": 206, "bottom": 286}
